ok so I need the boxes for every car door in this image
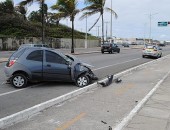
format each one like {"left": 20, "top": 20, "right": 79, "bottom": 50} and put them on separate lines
{"left": 26, "top": 50, "right": 43, "bottom": 80}
{"left": 112, "top": 44, "right": 117, "bottom": 52}
{"left": 43, "top": 50, "right": 71, "bottom": 81}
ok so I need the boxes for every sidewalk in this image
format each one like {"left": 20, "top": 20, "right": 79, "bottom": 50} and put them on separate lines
{"left": 123, "top": 73, "right": 170, "bottom": 130}
{"left": 2, "top": 54, "right": 170, "bottom": 129}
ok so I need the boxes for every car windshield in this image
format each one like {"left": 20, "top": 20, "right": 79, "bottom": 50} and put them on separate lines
{"left": 53, "top": 50, "right": 73, "bottom": 63}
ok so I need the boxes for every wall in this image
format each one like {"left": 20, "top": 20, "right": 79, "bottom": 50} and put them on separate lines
{"left": 0, "top": 37, "right": 100, "bottom": 50}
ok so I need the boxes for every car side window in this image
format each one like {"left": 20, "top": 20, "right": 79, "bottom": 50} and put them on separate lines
{"left": 45, "top": 51, "right": 65, "bottom": 64}
{"left": 26, "top": 50, "right": 43, "bottom": 61}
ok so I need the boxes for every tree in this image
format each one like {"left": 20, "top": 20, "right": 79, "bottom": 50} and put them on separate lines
{"left": 51, "top": 0, "right": 80, "bottom": 53}
{"left": 20, "top": 0, "right": 46, "bottom": 44}
{"left": 81, "top": 0, "right": 118, "bottom": 44}
{"left": 0, "top": 0, "right": 15, "bottom": 15}
{"left": 28, "top": 10, "right": 41, "bottom": 22}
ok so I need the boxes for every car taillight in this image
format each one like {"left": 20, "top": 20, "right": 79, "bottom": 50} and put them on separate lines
{"left": 8, "top": 60, "right": 16, "bottom": 67}
{"left": 154, "top": 49, "right": 157, "bottom": 51}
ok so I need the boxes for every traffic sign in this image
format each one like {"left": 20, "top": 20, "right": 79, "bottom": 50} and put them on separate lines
{"left": 158, "top": 22, "right": 168, "bottom": 27}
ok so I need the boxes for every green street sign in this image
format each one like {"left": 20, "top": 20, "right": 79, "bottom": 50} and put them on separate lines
{"left": 158, "top": 22, "right": 168, "bottom": 27}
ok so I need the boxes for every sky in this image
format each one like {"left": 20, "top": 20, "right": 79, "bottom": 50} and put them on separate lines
{"left": 1, "top": 0, "right": 170, "bottom": 41}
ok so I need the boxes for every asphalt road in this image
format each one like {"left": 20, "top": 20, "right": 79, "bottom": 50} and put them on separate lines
{"left": 0, "top": 46, "right": 170, "bottom": 119}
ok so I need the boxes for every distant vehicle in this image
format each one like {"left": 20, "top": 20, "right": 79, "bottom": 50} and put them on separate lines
{"left": 158, "top": 43, "right": 166, "bottom": 47}
{"left": 4, "top": 47, "right": 98, "bottom": 88}
{"left": 101, "top": 43, "right": 120, "bottom": 54}
{"left": 122, "top": 43, "right": 129, "bottom": 47}
{"left": 18, "top": 44, "right": 49, "bottom": 50}
{"left": 142, "top": 45, "right": 162, "bottom": 58}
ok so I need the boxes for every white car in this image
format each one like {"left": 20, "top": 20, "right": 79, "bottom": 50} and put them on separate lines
{"left": 142, "top": 45, "right": 162, "bottom": 58}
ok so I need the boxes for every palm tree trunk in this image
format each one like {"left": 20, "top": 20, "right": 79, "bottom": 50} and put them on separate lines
{"left": 71, "top": 18, "right": 74, "bottom": 53}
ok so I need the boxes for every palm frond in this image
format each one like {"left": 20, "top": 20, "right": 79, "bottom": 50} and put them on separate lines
{"left": 104, "top": 7, "right": 118, "bottom": 18}
{"left": 80, "top": 9, "right": 100, "bottom": 20}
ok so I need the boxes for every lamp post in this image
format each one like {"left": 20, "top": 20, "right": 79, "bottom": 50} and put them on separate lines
{"left": 110, "top": 0, "right": 112, "bottom": 38}
{"left": 147, "top": 13, "right": 158, "bottom": 43}
{"left": 41, "top": 0, "right": 45, "bottom": 44}
{"left": 105, "top": 22, "right": 109, "bottom": 41}
{"left": 85, "top": 14, "right": 88, "bottom": 48}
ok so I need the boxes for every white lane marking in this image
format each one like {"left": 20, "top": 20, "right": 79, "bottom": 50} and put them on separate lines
{"left": 93, "top": 58, "right": 141, "bottom": 71}
{"left": 0, "top": 83, "right": 44, "bottom": 97}
{"left": 113, "top": 69, "right": 170, "bottom": 130}
{"left": 0, "top": 89, "right": 27, "bottom": 97}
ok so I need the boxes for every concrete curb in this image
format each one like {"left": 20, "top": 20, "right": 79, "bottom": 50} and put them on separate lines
{"left": 0, "top": 54, "right": 170, "bottom": 129}
{"left": 0, "top": 58, "right": 8, "bottom": 63}
{"left": 0, "top": 82, "right": 98, "bottom": 129}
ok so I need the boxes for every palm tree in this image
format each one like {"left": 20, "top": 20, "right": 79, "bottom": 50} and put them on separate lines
{"left": 19, "top": 0, "right": 45, "bottom": 44}
{"left": 81, "top": 0, "right": 118, "bottom": 44}
{"left": 15, "top": 5, "right": 27, "bottom": 20}
{"left": 51, "top": 0, "right": 80, "bottom": 53}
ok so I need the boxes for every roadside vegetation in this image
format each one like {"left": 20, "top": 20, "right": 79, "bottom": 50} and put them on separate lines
{"left": 0, "top": 0, "right": 96, "bottom": 39}
{"left": 0, "top": 0, "right": 118, "bottom": 52}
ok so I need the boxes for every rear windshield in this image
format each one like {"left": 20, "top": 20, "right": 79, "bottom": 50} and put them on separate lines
{"left": 146, "top": 46, "right": 155, "bottom": 49}
{"left": 102, "top": 43, "right": 111, "bottom": 46}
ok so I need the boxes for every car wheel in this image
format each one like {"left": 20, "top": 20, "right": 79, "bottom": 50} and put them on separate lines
{"left": 159, "top": 54, "right": 162, "bottom": 58}
{"left": 11, "top": 73, "right": 28, "bottom": 88}
{"left": 118, "top": 50, "right": 120, "bottom": 53}
{"left": 76, "top": 75, "right": 90, "bottom": 88}
{"left": 101, "top": 51, "right": 104, "bottom": 54}
{"left": 142, "top": 55, "right": 145, "bottom": 58}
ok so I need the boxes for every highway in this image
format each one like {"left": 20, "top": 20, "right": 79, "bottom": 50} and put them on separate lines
{"left": 0, "top": 46, "right": 170, "bottom": 120}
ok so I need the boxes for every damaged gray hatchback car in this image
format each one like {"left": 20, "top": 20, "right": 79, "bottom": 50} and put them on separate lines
{"left": 4, "top": 47, "right": 98, "bottom": 88}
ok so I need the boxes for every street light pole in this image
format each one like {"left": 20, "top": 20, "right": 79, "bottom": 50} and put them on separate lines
{"left": 85, "top": 14, "right": 88, "bottom": 48}
{"left": 105, "top": 22, "right": 109, "bottom": 41}
{"left": 96, "top": 26, "right": 100, "bottom": 38}
{"left": 110, "top": 0, "right": 112, "bottom": 38}
{"left": 147, "top": 12, "right": 158, "bottom": 43}
{"left": 41, "top": 0, "right": 45, "bottom": 44}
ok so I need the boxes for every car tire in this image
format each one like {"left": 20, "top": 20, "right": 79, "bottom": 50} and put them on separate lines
{"left": 10, "top": 73, "right": 28, "bottom": 88}
{"left": 76, "top": 74, "right": 90, "bottom": 88}
{"left": 101, "top": 51, "right": 104, "bottom": 54}
{"left": 118, "top": 50, "right": 120, "bottom": 53}
{"left": 142, "top": 55, "right": 145, "bottom": 58}
{"left": 159, "top": 54, "right": 162, "bottom": 58}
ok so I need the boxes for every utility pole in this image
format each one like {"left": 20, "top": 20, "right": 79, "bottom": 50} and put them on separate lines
{"left": 147, "top": 13, "right": 158, "bottom": 43}
{"left": 85, "top": 14, "right": 88, "bottom": 48}
{"left": 41, "top": 0, "right": 45, "bottom": 44}
{"left": 105, "top": 22, "right": 109, "bottom": 41}
{"left": 110, "top": 0, "right": 112, "bottom": 38}
{"left": 96, "top": 26, "right": 100, "bottom": 38}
